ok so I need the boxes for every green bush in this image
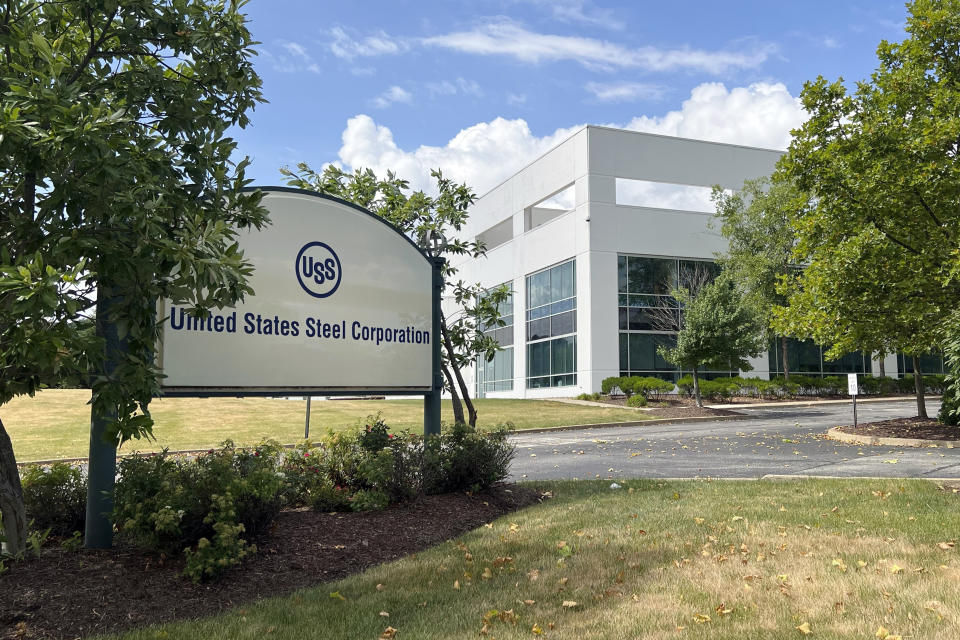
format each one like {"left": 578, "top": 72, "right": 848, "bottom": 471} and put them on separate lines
{"left": 630, "top": 377, "right": 674, "bottom": 400}
{"left": 114, "top": 440, "right": 285, "bottom": 581}
{"left": 357, "top": 414, "right": 392, "bottom": 452}
{"left": 938, "top": 380, "right": 960, "bottom": 426}
{"left": 576, "top": 392, "right": 601, "bottom": 401}
{"left": 19, "top": 463, "right": 87, "bottom": 538}
{"left": 627, "top": 394, "right": 647, "bottom": 407}
{"left": 861, "top": 375, "right": 899, "bottom": 395}
{"left": 601, "top": 377, "right": 625, "bottom": 395}
{"left": 423, "top": 423, "right": 515, "bottom": 494}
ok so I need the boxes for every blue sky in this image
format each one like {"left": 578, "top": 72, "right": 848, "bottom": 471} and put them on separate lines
{"left": 235, "top": 0, "right": 908, "bottom": 195}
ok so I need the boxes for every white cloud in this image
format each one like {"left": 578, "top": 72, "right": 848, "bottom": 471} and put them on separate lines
{"left": 260, "top": 40, "right": 320, "bottom": 74}
{"left": 523, "top": 0, "right": 624, "bottom": 31}
{"left": 426, "top": 77, "right": 483, "bottom": 98}
{"left": 329, "top": 27, "right": 408, "bottom": 60}
{"left": 338, "top": 115, "right": 581, "bottom": 194}
{"left": 507, "top": 92, "right": 527, "bottom": 107}
{"left": 422, "top": 20, "right": 775, "bottom": 73}
{"left": 372, "top": 86, "right": 413, "bottom": 109}
{"left": 585, "top": 81, "right": 665, "bottom": 103}
{"left": 625, "top": 82, "right": 806, "bottom": 150}
{"left": 335, "top": 82, "right": 806, "bottom": 197}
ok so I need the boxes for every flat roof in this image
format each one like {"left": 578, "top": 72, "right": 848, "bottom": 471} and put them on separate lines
{"left": 475, "top": 124, "right": 783, "bottom": 200}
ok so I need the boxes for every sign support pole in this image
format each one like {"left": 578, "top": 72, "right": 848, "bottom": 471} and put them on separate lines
{"left": 847, "top": 373, "right": 859, "bottom": 430}
{"left": 84, "top": 292, "right": 124, "bottom": 549}
{"left": 424, "top": 256, "right": 445, "bottom": 437}
{"left": 304, "top": 396, "right": 312, "bottom": 439}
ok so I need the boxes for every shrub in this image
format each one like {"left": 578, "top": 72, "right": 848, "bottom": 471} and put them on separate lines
{"left": 357, "top": 414, "right": 393, "bottom": 453}
{"left": 631, "top": 377, "right": 674, "bottom": 401}
{"left": 114, "top": 440, "right": 285, "bottom": 581}
{"left": 279, "top": 440, "right": 327, "bottom": 507}
{"left": 423, "top": 423, "right": 515, "bottom": 494}
{"left": 601, "top": 377, "right": 627, "bottom": 395}
{"left": 576, "top": 392, "right": 601, "bottom": 401}
{"left": 627, "top": 394, "right": 647, "bottom": 408}
{"left": 20, "top": 463, "right": 86, "bottom": 537}
{"left": 938, "top": 380, "right": 960, "bottom": 426}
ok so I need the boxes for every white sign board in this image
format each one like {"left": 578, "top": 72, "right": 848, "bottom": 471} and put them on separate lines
{"left": 847, "top": 373, "right": 858, "bottom": 396}
{"left": 158, "top": 189, "right": 433, "bottom": 394}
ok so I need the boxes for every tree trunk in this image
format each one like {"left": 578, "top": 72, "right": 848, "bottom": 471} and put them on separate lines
{"left": 878, "top": 356, "right": 886, "bottom": 378}
{"left": 440, "top": 322, "right": 478, "bottom": 427}
{"left": 913, "top": 356, "right": 927, "bottom": 419}
{"left": 0, "top": 417, "right": 26, "bottom": 556}
{"left": 780, "top": 336, "right": 790, "bottom": 381}
{"left": 442, "top": 364, "right": 465, "bottom": 426}
{"left": 692, "top": 366, "right": 703, "bottom": 408}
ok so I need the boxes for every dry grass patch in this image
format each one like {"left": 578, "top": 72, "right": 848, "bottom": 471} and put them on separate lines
{"left": 3, "top": 390, "right": 649, "bottom": 462}
{"left": 100, "top": 479, "right": 960, "bottom": 640}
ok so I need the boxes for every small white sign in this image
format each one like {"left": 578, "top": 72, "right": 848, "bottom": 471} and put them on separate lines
{"left": 847, "top": 373, "right": 858, "bottom": 396}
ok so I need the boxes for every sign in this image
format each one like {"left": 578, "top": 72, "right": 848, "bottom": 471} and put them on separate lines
{"left": 158, "top": 188, "right": 434, "bottom": 395}
{"left": 847, "top": 373, "right": 859, "bottom": 396}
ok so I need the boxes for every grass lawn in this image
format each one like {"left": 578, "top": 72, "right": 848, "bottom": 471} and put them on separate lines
{"left": 99, "top": 478, "right": 960, "bottom": 640}
{"left": 3, "top": 389, "right": 648, "bottom": 462}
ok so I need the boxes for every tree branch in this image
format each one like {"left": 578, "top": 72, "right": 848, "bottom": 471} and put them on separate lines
{"left": 912, "top": 187, "right": 951, "bottom": 241}
{"left": 64, "top": 8, "right": 117, "bottom": 86}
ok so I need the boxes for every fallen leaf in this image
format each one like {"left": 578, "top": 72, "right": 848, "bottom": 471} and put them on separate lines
{"left": 890, "top": 564, "right": 904, "bottom": 574}
{"left": 561, "top": 601, "right": 578, "bottom": 608}
{"left": 380, "top": 627, "right": 397, "bottom": 639}
{"left": 329, "top": 591, "right": 346, "bottom": 601}
{"left": 380, "top": 611, "right": 390, "bottom": 617}
{"left": 376, "top": 583, "right": 385, "bottom": 591}
{"left": 453, "top": 580, "right": 460, "bottom": 590}
{"left": 797, "top": 621, "right": 812, "bottom": 635}
{"left": 532, "top": 624, "right": 543, "bottom": 635}
{"left": 883, "top": 459, "right": 899, "bottom": 464}
{"left": 937, "top": 542, "right": 955, "bottom": 551}
{"left": 692, "top": 613, "right": 711, "bottom": 623}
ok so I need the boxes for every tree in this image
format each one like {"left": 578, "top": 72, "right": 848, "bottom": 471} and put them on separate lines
{"left": 711, "top": 177, "right": 805, "bottom": 380}
{"left": 658, "top": 274, "right": 765, "bottom": 408}
{"left": 775, "top": 0, "right": 960, "bottom": 418}
{"left": 1, "top": 1, "right": 266, "bottom": 554}
{"left": 280, "top": 164, "right": 506, "bottom": 428}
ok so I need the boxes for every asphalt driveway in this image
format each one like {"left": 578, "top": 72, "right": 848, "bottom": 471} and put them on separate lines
{"left": 508, "top": 399, "right": 960, "bottom": 481}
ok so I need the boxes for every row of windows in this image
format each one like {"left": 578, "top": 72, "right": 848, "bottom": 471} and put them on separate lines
{"left": 526, "top": 261, "right": 577, "bottom": 388}
{"left": 477, "top": 285, "right": 515, "bottom": 395}
{"left": 477, "top": 261, "right": 578, "bottom": 393}
{"left": 480, "top": 254, "right": 942, "bottom": 393}
{"left": 767, "top": 338, "right": 870, "bottom": 377}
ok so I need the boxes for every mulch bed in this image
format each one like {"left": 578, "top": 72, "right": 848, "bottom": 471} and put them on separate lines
{"left": 599, "top": 397, "right": 741, "bottom": 419}
{"left": 0, "top": 485, "right": 543, "bottom": 640}
{"left": 834, "top": 417, "right": 960, "bottom": 442}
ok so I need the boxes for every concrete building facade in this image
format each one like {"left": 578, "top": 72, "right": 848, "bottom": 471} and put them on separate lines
{"left": 451, "top": 126, "right": 913, "bottom": 399}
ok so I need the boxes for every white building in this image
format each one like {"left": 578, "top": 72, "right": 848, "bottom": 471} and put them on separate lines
{"left": 451, "top": 125, "right": 914, "bottom": 399}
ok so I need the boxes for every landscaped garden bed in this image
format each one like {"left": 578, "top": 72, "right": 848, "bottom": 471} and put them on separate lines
{"left": 1, "top": 485, "right": 541, "bottom": 640}
{"left": 1, "top": 420, "right": 527, "bottom": 639}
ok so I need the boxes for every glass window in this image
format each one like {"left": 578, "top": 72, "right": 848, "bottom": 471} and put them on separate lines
{"left": 768, "top": 337, "right": 871, "bottom": 377}
{"left": 476, "top": 283, "right": 515, "bottom": 395}
{"left": 626, "top": 256, "right": 675, "bottom": 295}
{"left": 526, "top": 259, "right": 577, "bottom": 388}
{"left": 898, "top": 351, "right": 945, "bottom": 375}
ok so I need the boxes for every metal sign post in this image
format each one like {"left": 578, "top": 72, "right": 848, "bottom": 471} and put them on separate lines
{"left": 424, "top": 256, "right": 445, "bottom": 437}
{"left": 85, "top": 292, "right": 123, "bottom": 549}
{"left": 304, "top": 396, "right": 312, "bottom": 439}
{"left": 847, "top": 373, "right": 858, "bottom": 429}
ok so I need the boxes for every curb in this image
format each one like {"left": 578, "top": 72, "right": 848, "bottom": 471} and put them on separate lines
{"left": 825, "top": 426, "right": 958, "bottom": 449}
{"left": 707, "top": 395, "right": 939, "bottom": 410}
{"left": 513, "top": 413, "right": 750, "bottom": 436}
